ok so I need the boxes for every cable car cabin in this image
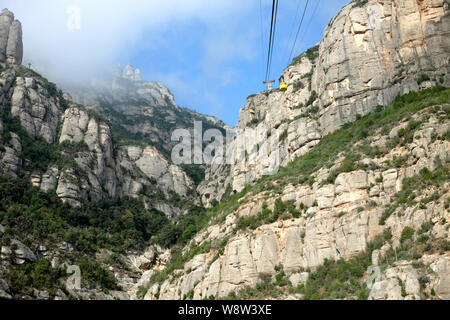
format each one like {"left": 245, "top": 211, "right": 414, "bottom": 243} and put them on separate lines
{"left": 279, "top": 82, "right": 287, "bottom": 91}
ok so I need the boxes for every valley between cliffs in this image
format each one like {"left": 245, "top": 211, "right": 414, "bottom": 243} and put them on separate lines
{"left": 0, "top": 0, "right": 449, "bottom": 300}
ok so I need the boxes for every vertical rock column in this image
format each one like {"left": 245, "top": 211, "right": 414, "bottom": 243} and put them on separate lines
{"left": 0, "top": 8, "right": 14, "bottom": 62}
{"left": 0, "top": 8, "right": 23, "bottom": 65}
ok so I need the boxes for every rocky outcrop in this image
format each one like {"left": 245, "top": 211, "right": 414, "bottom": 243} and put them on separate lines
{"left": 10, "top": 240, "right": 36, "bottom": 265}
{"left": 197, "top": 159, "right": 232, "bottom": 207}
{"left": 64, "top": 65, "right": 227, "bottom": 158}
{"left": 58, "top": 107, "right": 119, "bottom": 203}
{"left": 1, "top": 239, "right": 36, "bottom": 266}
{"left": 0, "top": 278, "right": 12, "bottom": 299}
{"left": 430, "top": 255, "right": 450, "bottom": 299}
{"left": 11, "top": 77, "right": 62, "bottom": 143}
{"left": 314, "top": 0, "right": 450, "bottom": 133}
{"left": 0, "top": 9, "right": 22, "bottom": 65}
{"left": 368, "top": 261, "right": 421, "bottom": 300}
{"left": 133, "top": 145, "right": 194, "bottom": 196}
{"left": 200, "top": 0, "right": 450, "bottom": 199}
{"left": 0, "top": 63, "right": 15, "bottom": 107}
{"left": 121, "top": 64, "right": 141, "bottom": 82}
{"left": 48, "top": 106, "right": 194, "bottom": 207}
{"left": 0, "top": 132, "right": 22, "bottom": 177}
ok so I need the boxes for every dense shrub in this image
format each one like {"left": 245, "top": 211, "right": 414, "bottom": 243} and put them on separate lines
{"left": 417, "top": 74, "right": 430, "bottom": 85}
{"left": 400, "top": 227, "right": 415, "bottom": 243}
{"left": 5, "top": 259, "right": 67, "bottom": 296}
{"left": 0, "top": 175, "right": 211, "bottom": 253}
{"left": 352, "top": 0, "right": 368, "bottom": 8}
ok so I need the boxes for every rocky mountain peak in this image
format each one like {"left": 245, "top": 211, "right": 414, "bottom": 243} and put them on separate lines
{"left": 0, "top": 8, "right": 23, "bottom": 65}
{"left": 121, "top": 64, "right": 142, "bottom": 82}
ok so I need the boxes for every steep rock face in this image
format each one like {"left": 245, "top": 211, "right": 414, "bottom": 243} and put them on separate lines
{"left": 141, "top": 105, "right": 450, "bottom": 300}
{"left": 49, "top": 106, "right": 194, "bottom": 207}
{"left": 315, "top": 0, "right": 449, "bottom": 133}
{"left": 0, "top": 132, "right": 22, "bottom": 177}
{"left": 65, "top": 69, "right": 227, "bottom": 158}
{"left": 57, "top": 107, "right": 120, "bottom": 205}
{"left": 197, "top": 159, "right": 232, "bottom": 206}
{"left": 199, "top": 0, "right": 450, "bottom": 199}
{"left": 11, "top": 77, "right": 62, "bottom": 143}
{"left": 0, "top": 68, "right": 15, "bottom": 107}
{"left": 0, "top": 9, "right": 22, "bottom": 65}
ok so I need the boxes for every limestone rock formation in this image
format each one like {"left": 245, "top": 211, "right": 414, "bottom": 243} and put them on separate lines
{"left": 140, "top": 99, "right": 450, "bottom": 300}
{"left": 0, "top": 132, "right": 22, "bottom": 177}
{"left": 65, "top": 68, "right": 227, "bottom": 158}
{"left": 0, "top": 279, "right": 12, "bottom": 299}
{"left": 122, "top": 64, "right": 141, "bottom": 81}
{"left": 11, "top": 77, "right": 62, "bottom": 143}
{"left": 199, "top": 0, "right": 450, "bottom": 201}
{"left": 314, "top": 0, "right": 449, "bottom": 133}
{"left": 1, "top": 65, "right": 195, "bottom": 213}
{"left": 368, "top": 262, "right": 421, "bottom": 300}
{"left": 50, "top": 105, "right": 194, "bottom": 207}
{"left": 0, "top": 9, "right": 22, "bottom": 65}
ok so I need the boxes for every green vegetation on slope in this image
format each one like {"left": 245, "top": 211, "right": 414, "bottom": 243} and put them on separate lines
{"left": 290, "top": 45, "right": 319, "bottom": 66}
{"left": 199, "top": 87, "right": 450, "bottom": 229}
{"left": 0, "top": 173, "right": 212, "bottom": 254}
{"left": 98, "top": 98, "right": 225, "bottom": 186}
{"left": 262, "top": 86, "right": 449, "bottom": 189}
{"left": 143, "top": 86, "right": 449, "bottom": 294}
{"left": 0, "top": 106, "right": 89, "bottom": 173}
{"left": 0, "top": 175, "right": 169, "bottom": 253}
{"left": 379, "top": 166, "right": 449, "bottom": 225}
{"left": 0, "top": 173, "right": 214, "bottom": 296}
{"left": 221, "top": 208, "right": 448, "bottom": 300}
{"left": 352, "top": 0, "right": 369, "bottom": 8}
{"left": 210, "top": 87, "right": 450, "bottom": 219}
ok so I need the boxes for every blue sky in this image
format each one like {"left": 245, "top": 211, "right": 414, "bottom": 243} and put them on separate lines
{"left": 3, "top": 0, "right": 350, "bottom": 126}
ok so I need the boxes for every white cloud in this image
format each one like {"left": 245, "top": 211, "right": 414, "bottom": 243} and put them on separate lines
{"left": 1, "top": 0, "right": 256, "bottom": 82}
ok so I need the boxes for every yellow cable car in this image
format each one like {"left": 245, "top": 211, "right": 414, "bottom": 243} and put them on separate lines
{"left": 279, "top": 82, "right": 287, "bottom": 91}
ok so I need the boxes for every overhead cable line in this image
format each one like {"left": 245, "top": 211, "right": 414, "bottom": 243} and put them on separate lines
{"left": 285, "top": 0, "right": 303, "bottom": 64}
{"left": 287, "top": 0, "right": 310, "bottom": 65}
{"left": 267, "top": 0, "right": 279, "bottom": 82}
{"left": 259, "top": 0, "right": 265, "bottom": 85}
{"left": 299, "top": 0, "right": 321, "bottom": 45}
{"left": 265, "top": 0, "right": 276, "bottom": 82}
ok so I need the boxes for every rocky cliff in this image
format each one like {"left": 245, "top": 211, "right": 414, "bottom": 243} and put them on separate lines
{"left": 64, "top": 65, "right": 227, "bottom": 159}
{"left": 0, "top": 66, "right": 196, "bottom": 214}
{"left": 199, "top": 0, "right": 450, "bottom": 205}
{"left": 137, "top": 88, "right": 450, "bottom": 300}
{"left": 0, "top": 9, "right": 22, "bottom": 65}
